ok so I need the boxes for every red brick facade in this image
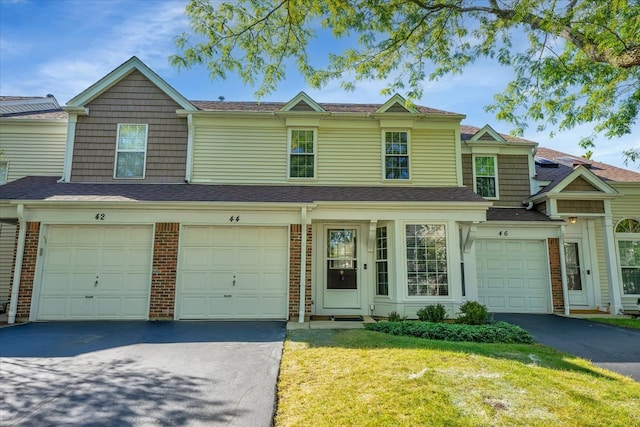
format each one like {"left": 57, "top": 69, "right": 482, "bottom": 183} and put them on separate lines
{"left": 288, "top": 224, "right": 313, "bottom": 320}
{"left": 149, "top": 222, "right": 179, "bottom": 319}
{"left": 548, "top": 238, "right": 564, "bottom": 312}
{"left": 14, "top": 222, "right": 40, "bottom": 321}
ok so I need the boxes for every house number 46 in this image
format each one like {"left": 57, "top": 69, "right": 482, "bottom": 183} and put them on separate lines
{"left": 95, "top": 213, "right": 106, "bottom": 220}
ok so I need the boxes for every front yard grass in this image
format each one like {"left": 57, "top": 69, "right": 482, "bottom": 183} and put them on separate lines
{"left": 275, "top": 329, "right": 640, "bottom": 427}
{"left": 587, "top": 317, "right": 640, "bottom": 330}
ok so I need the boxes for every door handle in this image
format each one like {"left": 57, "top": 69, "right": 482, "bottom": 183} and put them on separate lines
{"left": 85, "top": 295, "right": 94, "bottom": 299}
{"left": 94, "top": 275, "right": 99, "bottom": 287}
{"left": 233, "top": 275, "right": 236, "bottom": 286}
{"left": 224, "top": 295, "right": 232, "bottom": 298}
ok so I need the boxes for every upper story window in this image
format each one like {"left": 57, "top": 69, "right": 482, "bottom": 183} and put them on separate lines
{"left": 0, "top": 161, "right": 8, "bottom": 185}
{"left": 615, "top": 218, "right": 640, "bottom": 295}
{"left": 473, "top": 155, "right": 498, "bottom": 198}
{"left": 384, "top": 131, "right": 409, "bottom": 180}
{"left": 115, "top": 124, "right": 147, "bottom": 179}
{"left": 288, "top": 129, "right": 315, "bottom": 179}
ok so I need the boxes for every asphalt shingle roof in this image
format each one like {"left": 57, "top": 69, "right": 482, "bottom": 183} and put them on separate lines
{"left": 0, "top": 176, "right": 487, "bottom": 204}
{"left": 486, "top": 207, "right": 560, "bottom": 222}
{"left": 190, "top": 100, "right": 460, "bottom": 115}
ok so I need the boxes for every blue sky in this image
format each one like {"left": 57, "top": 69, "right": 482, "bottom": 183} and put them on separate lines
{"left": 1, "top": 0, "right": 638, "bottom": 170}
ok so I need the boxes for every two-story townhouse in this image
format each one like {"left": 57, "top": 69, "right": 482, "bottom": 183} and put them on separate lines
{"left": 0, "top": 95, "right": 67, "bottom": 311}
{"left": 1, "top": 56, "right": 638, "bottom": 323}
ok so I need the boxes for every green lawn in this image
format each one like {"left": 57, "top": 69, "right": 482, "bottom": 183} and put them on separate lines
{"left": 275, "top": 329, "right": 640, "bottom": 427}
{"left": 587, "top": 317, "right": 640, "bottom": 330}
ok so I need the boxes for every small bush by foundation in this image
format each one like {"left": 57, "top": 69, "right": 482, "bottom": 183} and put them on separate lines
{"left": 365, "top": 320, "right": 533, "bottom": 344}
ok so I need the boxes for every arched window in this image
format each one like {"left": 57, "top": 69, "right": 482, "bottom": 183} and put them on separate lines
{"left": 615, "top": 218, "right": 640, "bottom": 233}
{"left": 615, "top": 218, "right": 640, "bottom": 295}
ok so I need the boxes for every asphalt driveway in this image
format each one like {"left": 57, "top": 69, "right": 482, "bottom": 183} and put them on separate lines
{"left": 0, "top": 321, "right": 285, "bottom": 426}
{"left": 494, "top": 314, "right": 640, "bottom": 381}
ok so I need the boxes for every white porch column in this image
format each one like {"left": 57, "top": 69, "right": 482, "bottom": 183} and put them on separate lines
{"left": 603, "top": 215, "right": 623, "bottom": 314}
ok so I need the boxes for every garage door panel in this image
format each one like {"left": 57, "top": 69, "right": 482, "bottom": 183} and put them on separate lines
{"left": 477, "top": 239, "right": 550, "bottom": 313}
{"left": 69, "top": 273, "right": 96, "bottom": 292}
{"left": 178, "top": 226, "right": 288, "bottom": 319}
{"left": 37, "top": 225, "right": 153, "bottom": 320}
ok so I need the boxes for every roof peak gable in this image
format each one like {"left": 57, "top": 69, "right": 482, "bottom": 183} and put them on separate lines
{"left": 65, "top": 56, "right": 196, "bottom": 111}
{"left": 280, "top": 91, "right": 325, "bottom": 112}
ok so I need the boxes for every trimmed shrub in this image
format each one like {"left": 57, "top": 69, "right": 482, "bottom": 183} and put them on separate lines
{"left": 457, "top": 301, "right": 490, "bottom": 325}
{"left": 387, "top": 311, "right": 407, "bottom": 322}
{"left": 416, "top": 304, "right": 448, "bottom": 323}
{"left": 365, "top": 321, "right": 533, "bottom": 344}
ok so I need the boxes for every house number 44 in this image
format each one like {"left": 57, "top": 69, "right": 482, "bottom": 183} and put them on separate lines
{"left": 95, "top": 213, "right": 106, "bottom": 220}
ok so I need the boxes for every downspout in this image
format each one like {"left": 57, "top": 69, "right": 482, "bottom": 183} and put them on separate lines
{"left": 298, "top": 206, "right": 308, "bottom": 323}
{"left": 8, "top": 204, "right": 26, "bottom": 324}
{"left": 558, "top": 224, "right": 570, "bottom": 316}
{"left": 185, "top": 113, "right": 194, "bottom": 183}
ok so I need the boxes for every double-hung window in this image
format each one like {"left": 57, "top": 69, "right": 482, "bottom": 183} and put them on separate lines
{"left": 405, "top": 224, "right": 448, "bottom": 296}
{"left": 289, "top": 129, "right": 315, "bottom": 179}
{"left": 384, "top": 131, "right": 409, "bottom": 180}
{"left": 115, "top": 124, "right": 147, "bottom": 178}
{"left": 473, "top": 155, "right": 498, "bottom": 198}
{"left": 616, "top": 218, "right": 640, "bottom": 295}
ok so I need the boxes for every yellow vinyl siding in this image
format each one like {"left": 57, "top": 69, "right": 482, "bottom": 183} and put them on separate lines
{"left": 593, "top": 219, "right": 609, "bottom": 306}
{"left": 190, "top": 118, "right": 459, "bottom": 186}
{"left": 411, "top": 129, "right": 457, "bottom": 186}
{"left": 0, "top": 223, "right": 16, "bottom": 306}
{"left": 192, "top": 124, "right": 287, "bottom": 183}
{"left": 0, "top": 120, "right": 66, "bottom": 181}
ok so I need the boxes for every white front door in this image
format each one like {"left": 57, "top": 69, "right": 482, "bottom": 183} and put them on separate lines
{"left": 321, "top": 227, "right": 362, "bottom": 311}
{"left": 564, "top": 240, "right": 591, "bottom": 308}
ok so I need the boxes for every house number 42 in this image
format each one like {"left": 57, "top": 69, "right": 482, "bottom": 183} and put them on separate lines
{"left": 95, "top": 213, "right": 106, "bottom": 220}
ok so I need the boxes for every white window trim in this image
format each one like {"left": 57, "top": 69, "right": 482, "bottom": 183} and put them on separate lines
{"left": 114, "top": 123, "right": 148, "bottom": 179}
{"left": 472, "top": 154, "right": 499, "bottom": 199}
{"left": 381, "top": 130, "right": 411, "bottom": 181}
{"left": 375, "top": 225, "right": 389, "bottom": 297}
{"left": 615, "top": 218, "right": 640, "bottom": 296}
{"left": 0, "top": 160, "right": 8, "bottom": 185}
{"left": 402, "top": 222, "right": 451, "bottom": 299}
{"left": 287, "top": 128, "right": 317, "bottom": 180}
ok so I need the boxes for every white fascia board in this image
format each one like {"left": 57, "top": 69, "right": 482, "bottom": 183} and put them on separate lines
{"left": 549, "top": 192, "right": 620, "bottom": 200}
{"left": 0, "top": 204, "right": 18, "bottom": 219}
{"left": 9, "top": 199, "right": 313, "bottom": 210}
{"left": 549, "top": 166, "right": 619, "bottom": 195}
{"left": 475, "top": 222, "right": 562, "bottom": 238}
{"left": 66, "top": 56, "right": 196, "bottom": 111}
{"left": 281, "top": 91, "right": 325, "bottom": 112}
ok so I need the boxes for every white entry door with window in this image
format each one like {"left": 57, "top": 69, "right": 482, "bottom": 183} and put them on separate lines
{"left": 564, "top": 240, "right": 593, "bottom": 308}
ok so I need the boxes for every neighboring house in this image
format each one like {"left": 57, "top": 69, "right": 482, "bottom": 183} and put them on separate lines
{"left": 0, "top": 96, "right": 67, "bottom": 311}
{"left": 1, "top": 57, "right": 638, "bottom": 323}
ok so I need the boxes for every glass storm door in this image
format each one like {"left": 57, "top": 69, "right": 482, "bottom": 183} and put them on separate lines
{"left": 323, "top": 228, "right": 360, "bottom": 309}
{"left": 564, "top": 241, "right": 588, "bottom": 306}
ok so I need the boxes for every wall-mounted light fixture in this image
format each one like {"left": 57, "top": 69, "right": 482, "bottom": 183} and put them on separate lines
{"left": 568, "top": 217, "right": 577, "bottom": 224}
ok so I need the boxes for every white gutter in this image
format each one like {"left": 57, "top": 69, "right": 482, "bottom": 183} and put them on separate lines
{"left": 298, "top": 206, "right": 308, "bottom": 323}
{"left": 8, "top": 204, "right": 26, "bottom": 324}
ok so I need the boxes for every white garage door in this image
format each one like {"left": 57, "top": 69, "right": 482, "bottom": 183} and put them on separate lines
{"left": 37, "top": 225, "right": 153, "bottom": 320}
{"left": 178, "top": 226, "right": 288, "bottom": 319}
{"left": 476, "top": 240, "right": 550, "bottom": 313}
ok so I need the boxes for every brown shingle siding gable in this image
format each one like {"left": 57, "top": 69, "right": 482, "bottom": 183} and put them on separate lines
{"left": 70, "top": 70, "right": 188, "bottom": 184}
